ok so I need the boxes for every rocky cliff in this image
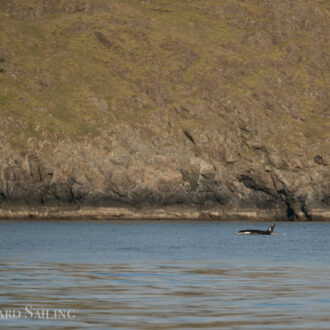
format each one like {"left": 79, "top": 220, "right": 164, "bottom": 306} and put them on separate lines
{"left": 0, "top": 0, "right": 329, "bottom": 220}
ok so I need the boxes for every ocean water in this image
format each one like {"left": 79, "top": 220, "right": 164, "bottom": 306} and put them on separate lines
{"left": 0, "top": 220, "right": 329, "bottom": 329}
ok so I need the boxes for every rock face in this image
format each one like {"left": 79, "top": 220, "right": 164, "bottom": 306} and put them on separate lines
{"left": 0, "top": 0, "right": 329, "bottom": 220}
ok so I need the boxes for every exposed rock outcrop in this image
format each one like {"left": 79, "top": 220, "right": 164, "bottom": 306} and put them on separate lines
{"left": 0, "top": 0, "right": 329, "bottom": 220}
{"left": 0, "top": 137, "right": 328, "bottom": 220}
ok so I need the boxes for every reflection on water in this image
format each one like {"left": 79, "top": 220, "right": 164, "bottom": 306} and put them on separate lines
{"left": 1, "top": 261, "right": 330, "bottom": 329}
{"left": 0, "top": 221, "right": 329, "bottom": 328}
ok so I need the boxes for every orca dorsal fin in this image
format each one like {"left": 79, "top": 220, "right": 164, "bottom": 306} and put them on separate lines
{"left": 268, "top": 224, "right": 276, "bottom": 233}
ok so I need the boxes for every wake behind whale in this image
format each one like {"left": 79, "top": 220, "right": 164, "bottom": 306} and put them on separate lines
{"left": 237, "top": 224, "right": 276, "bottom": 235}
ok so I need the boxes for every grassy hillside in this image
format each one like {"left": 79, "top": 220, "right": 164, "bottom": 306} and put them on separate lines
{"left": 0, "top": 0, "right": 329, "bottom": 151}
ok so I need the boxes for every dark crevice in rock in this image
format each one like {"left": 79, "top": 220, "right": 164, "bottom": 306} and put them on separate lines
{"left": 0, "top": 192, "right": 7, "bottom": 200}
{"left": 37, "top": 165, "right": 43, "bottom": 182}
{"left": 69, "top": 185, "right": 76, "bottom": 204}
{"left": 94, "top": 31, "right": 112, "bottom": 48}
{"left": 270, "top": 174, "right": 305, "bottom": 221}
{"left": 285, "top": 200, "right": 299, "bottom": 221}
{"left": 183, "top": 130, "right": 195, "bottom": 145}
{"left": 314, "top": 155, "right": 328, "bottom": 166}
{"left": 301, "top": 202, "right": 312, "bottom": 221}
{"left": 321, "top": 195, "right": 330, "bottom": 205}
{"left": 0, "top": 57, "right": 5, "bottom": 73}
{"left": 238, "top": 174, "right": 274, "bottom": 196}
{"left": 276, "top": 186, "right": 299, "bottom": 221}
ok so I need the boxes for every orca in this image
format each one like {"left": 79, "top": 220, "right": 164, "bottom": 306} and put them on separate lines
{"left": 238, "top": 224, "right": 276, "bottom": 235}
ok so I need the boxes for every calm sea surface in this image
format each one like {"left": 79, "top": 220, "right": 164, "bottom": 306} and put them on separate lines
{"left": 0, "top": 220, "right": 329, "bottom": 329}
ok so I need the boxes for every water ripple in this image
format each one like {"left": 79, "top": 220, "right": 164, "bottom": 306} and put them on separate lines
{"left": 0, "top": 261, "right": 329, "bottom": 329}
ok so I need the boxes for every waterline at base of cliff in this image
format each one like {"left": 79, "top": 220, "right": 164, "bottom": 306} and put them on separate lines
{"left": 0, "top": 205, "right": 329, "bottom": 221}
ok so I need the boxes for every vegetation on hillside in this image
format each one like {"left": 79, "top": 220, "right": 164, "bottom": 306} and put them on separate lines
{"left": 0, "top": 0, "right": 328, "bottom": 150}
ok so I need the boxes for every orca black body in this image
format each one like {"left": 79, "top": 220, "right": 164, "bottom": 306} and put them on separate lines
{"left": 238, "top": 224, "right": 276, "bottom": 235}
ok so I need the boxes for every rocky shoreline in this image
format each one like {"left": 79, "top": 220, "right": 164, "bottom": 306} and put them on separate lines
{"left": 0, "top": 140, "right": 329, "bottom": 222}
{"left": 0, "top": 205, "right": 329, "bottom": 221}
{"left": 0, "top": 1, "right": 329, "bottom": 219}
